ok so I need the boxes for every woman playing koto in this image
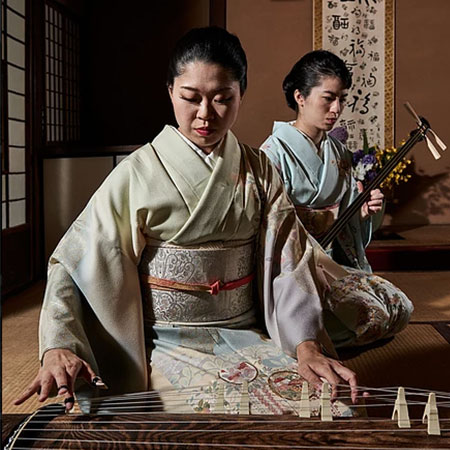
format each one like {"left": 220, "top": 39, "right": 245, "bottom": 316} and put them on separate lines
{"left": 261, "top": 50, "right": 413, "bottom": 350}
{"left": 16, "top": 30, "right": 407, "bottom": 415}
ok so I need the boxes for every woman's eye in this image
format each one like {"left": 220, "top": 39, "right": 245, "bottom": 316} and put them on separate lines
{"left": 215, "top": 97, "right": 232, "bottom": 104}
{"left": 324, "top": 96, "right": 334, "bottom": 102}
{"left": 181, "top": 96, "right": 199, "bottom": 103}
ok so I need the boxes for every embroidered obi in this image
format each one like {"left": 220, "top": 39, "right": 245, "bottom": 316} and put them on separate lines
{"left": 295, "top": 203, "right": 340, "bottom": 240}
{"left": 139, "top": 239, "right": 255, "bottom": 327}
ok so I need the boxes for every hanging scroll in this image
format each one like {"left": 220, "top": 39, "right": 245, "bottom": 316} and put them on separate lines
{"left": 313, "top": 0, "right": 394, "bottom": 149}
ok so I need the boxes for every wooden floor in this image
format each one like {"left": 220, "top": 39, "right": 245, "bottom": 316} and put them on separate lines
{"left": 370, "top": 224, "right": 450, "bottom": 247}
{"left": 2, "top": 270, "right": 450, "bottom": 415}
{"left": 367, "top": 225, "right": 450, "bottom": 271}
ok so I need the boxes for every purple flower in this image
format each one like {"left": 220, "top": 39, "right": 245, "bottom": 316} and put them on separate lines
{"left": 362, "top": 153, "right": 377, "bottom": 165}
{"left": 366, "top": 170, "right": 377, "bottom": 182}
{"left": 352, "top": 150, "right": 364, "bottom": 164}
{"left": 329, "top": 126, "right": 349, "bottom": 144}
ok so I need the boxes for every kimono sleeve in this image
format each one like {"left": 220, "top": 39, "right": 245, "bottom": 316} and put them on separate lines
{"left": 39, "top": 154, "right": 149, "bottom": 399}
{"left": 254, "top": 150, "right": 335, "bottom": 357}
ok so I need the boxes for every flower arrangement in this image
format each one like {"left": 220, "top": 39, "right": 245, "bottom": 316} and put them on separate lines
{"left": 351, "top": 130, "right": 379, "bottom": 187}
{"left": 329, "top": 127, "right": 412, "bottom": 191}
{"left": 375, "top": 143, "right": 412, "bottom": 191}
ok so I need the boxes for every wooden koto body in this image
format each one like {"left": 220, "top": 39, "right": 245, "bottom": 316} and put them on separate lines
{"left": 3, "top": 405, "right": 450, "bottom": 449}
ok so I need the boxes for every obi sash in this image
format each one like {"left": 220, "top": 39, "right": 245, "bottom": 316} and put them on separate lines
{"left": 295, "top": 203, "right": 340, "bottom": 240}
{"left": 139, "top": 239, "right": 255, "bottom": 327}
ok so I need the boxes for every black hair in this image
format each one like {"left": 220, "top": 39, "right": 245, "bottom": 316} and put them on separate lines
{"left": 282, "top": 50, "right": 352, "bottom": 111}
{"left": 167, "top": 26, "right": 247, "bottom": 94}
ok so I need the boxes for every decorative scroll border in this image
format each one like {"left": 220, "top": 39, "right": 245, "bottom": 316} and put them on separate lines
{"left": 384, "top": 0, "right": 394, "bottom": 147}
{"left": 313, "top": 0, "right": 394, "bottom": 148}
{"left": 313, "top": 0, "right": 323, "bottom": 50}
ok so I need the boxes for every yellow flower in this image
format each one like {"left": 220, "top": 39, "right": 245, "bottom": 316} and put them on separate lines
{"left": 376, "top": 143, "right": 413, "bottom": 191}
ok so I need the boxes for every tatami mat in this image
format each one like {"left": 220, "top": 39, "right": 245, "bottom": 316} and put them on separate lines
{"left": 341, "top": 324, "right": 450, "bottom": 393}
{"left": 2, "top": 282, "right": 63, "bottom": 413}
{"left": 376, "top": 271, "right": 450, "bottom": 321}
{"left": 2, "top": 353, "right": 61, "bottom": 414}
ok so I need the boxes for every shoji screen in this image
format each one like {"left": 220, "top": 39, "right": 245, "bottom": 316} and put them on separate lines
{"left": 2, "top": 0, "right": 27, "bottom": 230}
{"left": 44, "top": 1, "right": 80, "bottom": 144}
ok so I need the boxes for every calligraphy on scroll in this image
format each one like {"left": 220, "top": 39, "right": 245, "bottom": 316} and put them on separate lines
{"left": 314, "top": 0, "right": 394, "bottom": 149}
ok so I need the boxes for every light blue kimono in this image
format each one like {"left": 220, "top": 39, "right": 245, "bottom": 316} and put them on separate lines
{"left": 261, "top": 121, "right": 413, "bottom": 348}
{"left": 261, "top": 121, "right": 372, "bottom": 272}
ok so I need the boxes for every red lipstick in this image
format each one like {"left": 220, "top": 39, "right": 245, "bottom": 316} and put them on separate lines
{"left": 195, "top": 127, "right": 213, "bottom": 136}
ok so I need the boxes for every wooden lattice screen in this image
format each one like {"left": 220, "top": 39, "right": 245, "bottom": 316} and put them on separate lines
{"left": 44, "top": 1, "right": 80, "bottom": 144}
{"left": 2, "top": 0, "right": 27, "bottom": 230}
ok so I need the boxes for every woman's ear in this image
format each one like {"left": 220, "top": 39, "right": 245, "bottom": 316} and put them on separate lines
{"left": 167, "top": 85, "right": 173, "bottom": 100}
{"left": 293, "top": 89, "right": 304, "bottom": 108}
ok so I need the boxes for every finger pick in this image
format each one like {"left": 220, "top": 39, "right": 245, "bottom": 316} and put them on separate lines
{"left": 91, "top": 376, "right": 109, "bottom": 390}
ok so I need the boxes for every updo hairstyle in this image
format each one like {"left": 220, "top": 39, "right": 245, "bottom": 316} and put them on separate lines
{"left": 167, "top": 26, "right": 247, "bottom": 94}
{"left": 282, "top": 50, "right": 352, "bottom": 111}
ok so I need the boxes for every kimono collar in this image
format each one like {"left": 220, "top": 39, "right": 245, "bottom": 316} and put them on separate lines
{"left": 272, "top": 121, "right": 329, "bottom": 153}
{"left": 152, "top": 125, "right": 242, "bottom": 244}
{"left": 271, "top": 121, "right": 344, "bottom": 204}
{"left": 170, "top": 125, "right": 221, "bottom": 170}
{"left": 152, "top": 125, "right": 213, "bottom": 210}
{"left": 271, "top": 121, "right": 329, "bottom": 171}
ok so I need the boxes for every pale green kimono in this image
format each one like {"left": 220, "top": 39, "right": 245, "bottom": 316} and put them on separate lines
{"left": 40, "top": 126, "right": 347, "bottom": 410}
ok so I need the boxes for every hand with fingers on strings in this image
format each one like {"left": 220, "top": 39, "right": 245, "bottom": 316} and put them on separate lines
{"left": 14, "top": 348, "right": 107, "bottom": 411}
{"left": 296, "top": 340, "right": 362, "bottom": 404}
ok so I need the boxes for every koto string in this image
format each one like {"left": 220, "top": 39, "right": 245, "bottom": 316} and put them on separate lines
{"left": 76, "top": 381, "right": 448, "bottom": 403}
{"left": 27, "top": 383, "right": 450, "bottom": 416}
{"left": 40, "top": 380, "right": 444, "bottom": 407}
{"left": 20, "top": 383, "right": 450, "bottom": 419}
{"left": 17, "top": 426, "right": 450, "bottom": 433}
{"left": 24, "top": 384, "right": 450, "bottom": 420}
{"left": 7, "top": 384, "right": 449, "bottom": 450}
{"left": 83, "top": 383, "right": 450, "bottom": 403}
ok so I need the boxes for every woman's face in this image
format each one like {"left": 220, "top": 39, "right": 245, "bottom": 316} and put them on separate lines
{"left": 295, "top": 75, "right": 347, "bottom": 135}
{"left": 169, "top": 61, "right": 242, "bottom": 153}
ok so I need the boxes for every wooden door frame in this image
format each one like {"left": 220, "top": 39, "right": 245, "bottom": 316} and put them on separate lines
{"left": 30, "top": 0, "right": 46, "bottom": 284}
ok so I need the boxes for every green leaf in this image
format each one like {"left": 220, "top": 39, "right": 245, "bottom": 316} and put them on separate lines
{"left": 362, "top": 129, "right": 369, "bottom": 152}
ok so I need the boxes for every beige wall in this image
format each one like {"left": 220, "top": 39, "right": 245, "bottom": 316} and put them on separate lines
{"left": 228, "top": 0, "right": 311, "bottom": 147}
{"left": 44, "top": 157, "right": 114, "bottom": 259}
{"left": 228, "top": 0, "right": 450, "bottom": 226}
{"left": 392, "top": 0, "right": 450, "bottom": 226}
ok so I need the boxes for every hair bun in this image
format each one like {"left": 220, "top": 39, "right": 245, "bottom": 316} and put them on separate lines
{"left": 282, "top": 74, "right": 297, "bottom": 111}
